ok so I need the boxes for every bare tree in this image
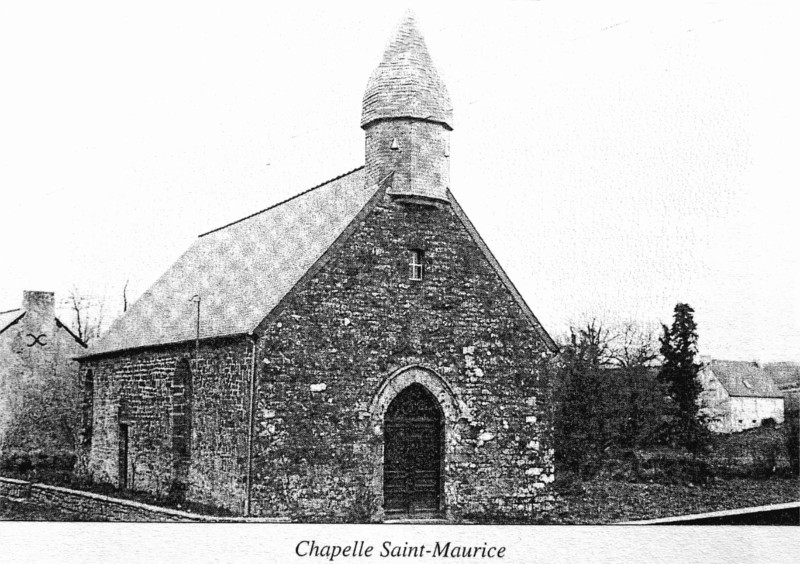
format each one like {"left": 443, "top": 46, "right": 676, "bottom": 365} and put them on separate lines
{"left": 123, "top": 279, "right": 129, "bottom": 313}
{"left": 609, "top": 321, "right": 660, "bottom": 368}
{"left": 65, "top": 288, "right": 105, "bottom": 344}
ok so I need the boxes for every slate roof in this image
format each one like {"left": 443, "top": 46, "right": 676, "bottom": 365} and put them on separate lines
{"left": 0, "top": 308, "right": 24, "bottom": 334}
{"left": 764, "top": 362, "right": 800, "bottom": 391}
{"left": 0, "top": 306, "right": 86, "bottom": 348}
{"left": 709, "top": 360, "right": 784, "bottom": 398}
{"left": 84, "top": 167, "right": 376, "bottom": 357}
{"left": 361, "top": 13, "right": 453, "bottom": 130}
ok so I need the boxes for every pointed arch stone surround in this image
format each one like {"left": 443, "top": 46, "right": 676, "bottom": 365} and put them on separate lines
{"left": 368, "top": 365, "right": 472, "bottom": 519}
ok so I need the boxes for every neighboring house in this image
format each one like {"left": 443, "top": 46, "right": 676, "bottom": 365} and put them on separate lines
{"left": 76, "top": 15, "right": 558, "bottom": 521}
{"left": 698, "top": 358, "right": 785, "bottom": 433}
{"left": 763, "top": 362, "right": 800, "bottom": 412}
{"left": 0, "top": 291, "right": 87, "bottom": 454}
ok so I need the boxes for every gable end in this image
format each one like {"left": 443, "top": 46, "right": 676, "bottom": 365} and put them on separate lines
{"left": 447, "top": 190, "right": 558, "bottom": 353}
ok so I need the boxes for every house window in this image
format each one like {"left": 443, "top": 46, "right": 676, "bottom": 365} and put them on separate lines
{"left": 409, "top": 249, "right": 424, "bottom": 281}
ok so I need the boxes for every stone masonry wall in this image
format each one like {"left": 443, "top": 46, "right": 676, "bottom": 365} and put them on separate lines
{"left": 79, "top": 337, "right": 251, "bottom": 513}
{"left": 250, "top": 189, "right": 555, "bottom": 521}
{"left": 729, "top": 397, "right": 785, "bottom": 433}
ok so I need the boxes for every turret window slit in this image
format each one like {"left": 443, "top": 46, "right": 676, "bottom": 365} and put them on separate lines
{"left": 409, "top": 249, "right": 424, "bottom": 281}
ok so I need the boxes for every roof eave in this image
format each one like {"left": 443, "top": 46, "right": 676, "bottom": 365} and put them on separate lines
{"left": 75, "top": 331, "right": 251, "bottom": 362}
{"left": 0, "top": 311, "right": 25, "bottom": 335}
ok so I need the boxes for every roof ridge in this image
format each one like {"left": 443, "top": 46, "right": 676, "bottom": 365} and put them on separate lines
{"left": 198, "top": 166, "right": 365, "bottom": 238}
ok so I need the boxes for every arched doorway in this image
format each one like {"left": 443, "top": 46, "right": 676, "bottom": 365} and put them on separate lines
{"left": 383, "top": 383, "right": 443, "bottom": 516}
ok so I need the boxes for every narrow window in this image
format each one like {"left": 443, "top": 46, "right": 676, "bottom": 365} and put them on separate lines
{"left": 118, "top": 423, "right": 129, "bottom": 490}
{"left": 82, "top": 370, "right": 94, "bottom": 447}
{"left": 409, "top": 249, "right": 424, "bottom": 281}
{"left": 172, "top": 359, "right": 192, "bottom": 460}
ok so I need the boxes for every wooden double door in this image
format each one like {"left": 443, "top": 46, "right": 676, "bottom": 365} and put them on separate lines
{"left": 383, "top": 384, "right": 443, "bottom": 516}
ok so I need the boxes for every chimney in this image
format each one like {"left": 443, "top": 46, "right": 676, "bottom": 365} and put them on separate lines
{"left": 22, "top": 290, "right": 56, "bottom": 336}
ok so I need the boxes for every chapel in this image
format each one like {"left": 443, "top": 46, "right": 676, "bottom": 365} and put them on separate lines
{"left": 77, "top": 14, "right": 557, "bottom": 521}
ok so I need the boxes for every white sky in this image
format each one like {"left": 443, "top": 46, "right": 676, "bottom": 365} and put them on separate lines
{"left": 1, "top": 0, "right": 797, "bottom": 362}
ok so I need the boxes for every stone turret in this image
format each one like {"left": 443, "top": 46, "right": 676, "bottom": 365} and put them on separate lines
{"left": 362, "top": 14, "right": 452, "bottom": 205}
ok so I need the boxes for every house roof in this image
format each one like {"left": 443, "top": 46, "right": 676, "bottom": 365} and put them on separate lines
{"left": 83, "top": 167, "right": 377, "bottom": 358}
{"left": 361, "top": 13, "right": 452, "bottom": 130}
{"left": 0, "top": 308, "right": 24, "bottom": 334}
{"left": 763, "top": 362, "right": 800, "bottom": 391}
{"left": 709, "top": 360, "right": 784, "bottom": 398}
{"left": 0, "top": 307, "right": 86, "bottom": 348}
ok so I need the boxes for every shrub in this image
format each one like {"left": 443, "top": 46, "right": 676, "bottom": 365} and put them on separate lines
{"left": 751, "top": 443, "right": 780, "bottom": 478}
{"left": 636, "top": 455, "right": 714, "bottom": 485}
{"left": 761, "top": 417, "right": 776, "bottom": 428}
{"left": 1, "top": 450, "right": 76, "bottom": 473}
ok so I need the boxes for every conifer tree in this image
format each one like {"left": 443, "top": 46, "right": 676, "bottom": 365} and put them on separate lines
{"left": 658, "top": 303, "right": 709, "bottom": 455}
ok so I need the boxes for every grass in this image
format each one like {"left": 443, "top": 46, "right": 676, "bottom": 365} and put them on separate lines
{"left": 540, "top": 475, "right": 798, "bottom": 524}
{"left": 0, "top": 467, "right": 235, "bottom": 518}
{"left": 535, "top": 426, "right": 799, "bottom": 524}
{"left": 2, "top": 474, "right": 797, "bottom": 523}
{"left": 0, "top": 496, "right": 102, "bottom": 521}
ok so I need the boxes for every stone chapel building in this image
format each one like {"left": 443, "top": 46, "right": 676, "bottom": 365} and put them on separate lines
{"left": 77, "top": 15, "right": 558, "bottom": 521}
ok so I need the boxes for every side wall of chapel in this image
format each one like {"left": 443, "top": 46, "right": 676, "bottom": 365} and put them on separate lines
{"left": 79, "top": 338, "right": 251, "bottom": 513}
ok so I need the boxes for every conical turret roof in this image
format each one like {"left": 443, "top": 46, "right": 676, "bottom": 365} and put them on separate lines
{"left": 361, "top": 14, "right": 453, "bottom": 130}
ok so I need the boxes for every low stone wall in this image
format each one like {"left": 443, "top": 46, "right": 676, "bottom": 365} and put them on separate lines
{"left": 0, "top": 476, "right": 285, "bottom": 522}
{"left": 0, "top": 476, "right": 31, "bottom": 499}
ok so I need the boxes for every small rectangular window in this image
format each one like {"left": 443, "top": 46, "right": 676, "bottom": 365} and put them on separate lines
{"left": 409, "top": 249, "right": 423, "bottom": 281}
